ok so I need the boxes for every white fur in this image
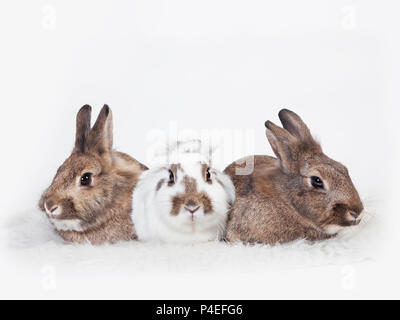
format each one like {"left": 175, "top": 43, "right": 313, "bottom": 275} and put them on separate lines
{"left": 324, "top": 225, "right": 345, "bottom": 235}
{"left": 44, "top": 199, "right": 84, "bottom": 232}
{"left": 132, "top": 161, "right": 236, "bottom": 243}
{"left": 50, "top": 218, "right": 84, "bottom": 232}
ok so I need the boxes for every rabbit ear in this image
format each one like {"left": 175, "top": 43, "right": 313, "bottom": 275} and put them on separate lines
{"left": 278, "top": 109, "right": 314, "bottom": 142}
{"left": 266, "top": 110, "right": 323, "bottom": 173}
{"left": 88, "top": 105, "right": 113, "bottom": 156}
{"left": 265, "top": 120, "right": 298, "bottom": 173}
{"left": 74, "top": 105, "right": 92, "bottom": 153}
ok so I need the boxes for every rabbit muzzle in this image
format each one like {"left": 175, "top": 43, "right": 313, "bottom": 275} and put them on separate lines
{"left": 323, "top": 204, "right": 364, "bottom": 235}
{"left": 43, "top": 197, "right": 85, "bottom": 232}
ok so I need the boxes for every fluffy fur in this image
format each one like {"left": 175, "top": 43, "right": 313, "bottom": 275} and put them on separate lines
{"left": 132, "top": 161, "right": 236, "bottom": 243}
{"left": 5, "top": 207, "right": 378, "bottom": 272}
{"left": 225, "top": 109, "right": 364, "bottom": 244}
{"left": 38, "top": 105, "right": 147, "bottom": 245}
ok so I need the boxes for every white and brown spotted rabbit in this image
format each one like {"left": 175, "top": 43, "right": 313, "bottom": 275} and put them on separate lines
{"left": 39, "top": 105, "right": 147, "bottom": 245}
{"left": 132, "top": 141, "right": 236, "bottom": 243}
{"left": 225, "top": 109, "right": 364, "bottom": 244}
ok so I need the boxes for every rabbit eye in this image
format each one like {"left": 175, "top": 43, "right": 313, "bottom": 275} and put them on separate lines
{"left": 311, "top": 176, "right": 324, "bottom": 189}
{"left": 80, "top": 173, "right": 93, "bottom": 187}
{"left": 206, "top": 168, "right": 212, "bottom": 182}
{"left": 168, "top": 170, "right": 175, "bottom": 185}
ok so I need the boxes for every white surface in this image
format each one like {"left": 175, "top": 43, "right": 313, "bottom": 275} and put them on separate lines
{"left": 2, "top": 208, "right": 381, "bottom": 299}
{"left": 0, "top": 0, "right": 399, "bottom": 299}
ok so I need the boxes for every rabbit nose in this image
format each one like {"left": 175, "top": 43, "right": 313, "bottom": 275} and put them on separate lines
{"left": 185, "top": 206, "right": 200, "bottom": 214}
{"left": 44, "top": 200, "right": 61, "bottom": 216}
{"left": 349, "top": 211, "right": 363, "bottom": 222}
{"left": 349, "top": 212, "right": 358, "bottom": 219}
{"left": 185, "top": 199, "right": 200, "bottom": 214}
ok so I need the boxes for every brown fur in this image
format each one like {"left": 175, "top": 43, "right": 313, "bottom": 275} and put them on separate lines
{"left": 225, "top": 109, "right": 363, "bottom": 244}
{"left": 39, "top": 105, "right": 148, "bottom": 245}
{"left": 201, "top": 163, "right": 212, "bottom": 184}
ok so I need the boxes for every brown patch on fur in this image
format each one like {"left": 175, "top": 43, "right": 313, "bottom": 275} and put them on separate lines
{"left": 156, "top": 179, "right": 166, "bottom": 192}
{"left": 183, "top": 176, "right": 197, "bottom": 193}
{"left": 168, "top": 164, "right": 182, "bottom": 186}
{"left": 201, "top": 163, "right": 212, "bottom": 184}
{"left": 117, "top": 151, "right": 148, "bottom": 171}
{"left": 169, "top": 172, "right": 214, "bottom": 216}
{"left": 170, "top": 164, "right": 182, "bottom": 174}
{"left": 171, "top": 196, "right": 184, "bottom": 216}
{"left": 200, "top": 192, "right": 213, "bottom": 214}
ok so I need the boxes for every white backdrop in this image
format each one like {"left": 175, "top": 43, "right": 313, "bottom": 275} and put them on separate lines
{"left": 0, "top": 0, "right": 399, "bottom": 299}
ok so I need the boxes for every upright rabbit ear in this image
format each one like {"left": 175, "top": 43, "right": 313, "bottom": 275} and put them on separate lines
{"left": 265, "top": 121, "right": 297, "bottom": 173}
{"left": 88, "top": 105, "right": 113, "bottom": 156}
{"left": 278, "top": 109, "right": 313, "bottom": 142}
{"left": 74, "top": 105, "right": 92, "bottom": 153}
{"left": 265, "top": 110, "right": 323, "bottom": 173}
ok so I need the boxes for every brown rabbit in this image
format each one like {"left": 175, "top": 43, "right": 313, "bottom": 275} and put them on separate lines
{"left": 224, "top": 109, "right": 364, "bottom": 244}
{"left": 39, "top": 105, "right": 147, "bottom": 245}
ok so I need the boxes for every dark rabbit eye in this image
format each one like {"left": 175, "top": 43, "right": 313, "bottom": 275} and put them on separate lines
{"left": 311, "top": 176, "right": 324, "bottom": 189}
{"left": 206, "top": 168, "right": 212, "bottom": 182}
{"left": 80, "top": 173, "right": 93, "bottom": 187}
{"left": 168, "top": 170, "right": 175, "bottom": 185}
